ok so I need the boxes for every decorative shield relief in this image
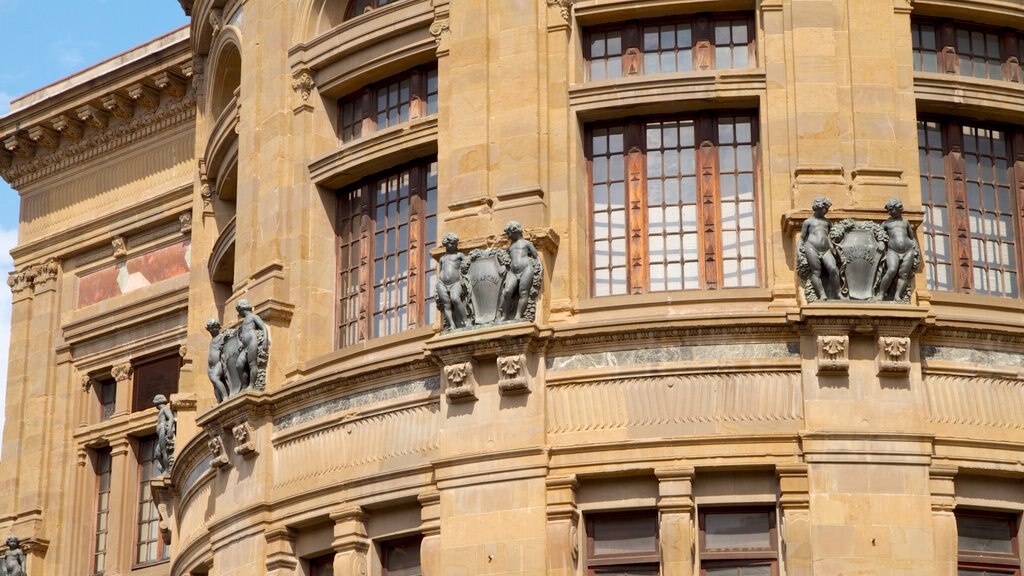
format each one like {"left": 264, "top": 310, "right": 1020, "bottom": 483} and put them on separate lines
{"left": 464, "top": 248, "right": 509, "bottom": 325}
{"left": 830, "top": 219, "right": 887, "bottom": 301}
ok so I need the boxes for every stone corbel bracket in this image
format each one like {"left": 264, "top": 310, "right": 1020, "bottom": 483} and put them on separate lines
{"left": 877, "top": 335, "right": 911, "bottom": 376}
{"left": 816, "top": 333, "right": 849, "bottom": 375}
{"left": 497, "top": 354, "right": 529, "bottom": 395}
{"left": 196, "top": 390, "right": 272, "bottom": 465}
{"left": 206, "top": 429, "right": 231, "bottom": 469}
{"left": 231, "top": 421, "right": 258, "bottom": 458}
{"left": 443, "top": 361, "right": 477, "bottom": 403}
{"left": 150, "top": 475, "right": 176, "bottom": 545}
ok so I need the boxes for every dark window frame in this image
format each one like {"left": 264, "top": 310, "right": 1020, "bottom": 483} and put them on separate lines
{"left": 585, "top": 112, "right": 762, "bottom": 296}
{"left": 698, "top": 506, "right": 779, "bottom": 575}
{"left": 95, "top": 375, "right": 116, "bottom": 422}
{"left": 584, "top": 13, "right": 757, "bottom": 81}
{"left": 336, "top": 158, "right": 438, "bottom": 347}
{"left": 912, "top": 18, "right": 1024, "bottom": 83}
{"left": 584, "top": 510, "right": 660, "bottom": 575}
{"left": 133, "top": 435, "right": 169, "bottom": 568}
{"left": 131, "top": 352, "right": 182, "bottom": 413}
{"left": 92, "top": 448, "right": 112, "bottom": 575}
{"left": 309, "top": 553, "right": 336, "bottom": 576}
{"left": 956, "top": 509, "right": 1022, "bottom": 575}
{"left": 380, "top": 534, "right": 423, "bottom": 576}
{"left": 339, "top": 65, "right": 438, "bottom": 143}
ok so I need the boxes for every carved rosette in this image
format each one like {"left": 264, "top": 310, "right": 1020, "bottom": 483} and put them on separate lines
{"left": 497, "top": 354, "right": 529, "bottom": 395}
{"left": 232, "top": 421, "right": 258, "bottom": 457}
{"left": 816, "top": 334, "right": 849, "bottom": 374}
{"left": 444, "top": 361, "right": 476, "bottom": 403}
{"left": 291, "top": 70, "right": 315, "bottom": 101}
{"left": 877, "top": 336, "right": 911, "bottom": 375}
{"left": 208, "top": 433, "right": 230, "bottom": 468}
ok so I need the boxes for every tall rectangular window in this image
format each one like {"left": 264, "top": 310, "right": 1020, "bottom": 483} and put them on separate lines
{"left": 135, "top": 436, "right": 167, "bottom": 565}
{"left": 132, "top": 353, "right": 180, "bottom": 413}
{"left": 911, "top": 22, "right": 939, "bottom": 73}
{"left": 588, "top": 114, "right": 760, "bottom": 296}
{"left": 96, "top": 377, "right": 116, "bottom": 421}
{"left": 381, "top": 536, "right": 422, "bottom": 576}
{"left": 340, "top": 66, "right": 438, "bottom": 143}
{"left": 699, "top": 507, "right": 778, "bottom": 575}
{"left": 337, "top": 159, "right": 438, "bottom": 346}
{"left": 585, "top": 511, "right": 659, "bottom": 575}
{"left": 586, "top": 15, "right": 755, "bottom": 80}
{"left": 93, "top": 449, "right": 112, "bottom": 575}
{"left": 956, "top": 510, "right": 1020, "bottom": 575}
{"left": 918, "top": 119, "right": 1021, "bottom": 298}
{"left": 957, "top": 25, "right": 1003, "bottom": 80}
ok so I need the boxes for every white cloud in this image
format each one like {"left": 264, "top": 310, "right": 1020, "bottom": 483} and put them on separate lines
{"left": 0, "top": 226, "right": 19, "bottom": 459}
{"left": 52, "top": 39, "right": 99, "bottom": 72}
{"left": 0, "top": 93, "right": 11, "bottom": 117}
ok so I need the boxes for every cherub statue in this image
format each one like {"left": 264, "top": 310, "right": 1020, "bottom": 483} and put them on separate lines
{"left": 205, "top": 319, "right": 228, "bottom": 403}
{"left": 153, "top": 395, "right": 175, "bottom": 476}
{"left": 235, "top": 299, "right": 270, "bottom": 390}
{"left": 798, "top": 197, "right": 841, "bottom": 301}
{"left": 435, "top": 233, "right": 472, "bottom": 330}
{"left": 496, "top": 221, "right": 542, "bottom": 321}
{"left": 1, "top": 536, "right": 26, "bottom": 576}
{"left": 876, "top": 198, "right": 920, "bottom": 302}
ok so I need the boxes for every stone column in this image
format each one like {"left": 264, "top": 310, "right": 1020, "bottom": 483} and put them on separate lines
{"left": 419, "top": 490, "right": 441, "bottom": 576}
{"left": 657, "top": 467, "right": 695, "bottom": 576}
{"left": 265, "top": 526, "right": 299, "bottom": 576}
{"left": 0, "top": 269, "right": 32, "bottom": 518}
{"left": 106, "top": 437, "right": 135, "bottom": 574}
{"left": 777, "top": 464, "right": 812, "bottom": 576}
{"left": 331, "top": 507, "right": 369, "bottom": 576}
{"left": 929, "top": 466, "right": 957, "bottom": 576}
{"left": 545, "top": 476, "right": 578, "bottom": 576}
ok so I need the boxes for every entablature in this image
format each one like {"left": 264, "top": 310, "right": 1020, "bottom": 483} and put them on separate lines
{"left": 569, "top": 70, "right": 766, "bottom": 119}
{"left": 308, "top": 116, "right": 437, "bottom": 189}
{"left": 915, "top": 72, "right": 1024, "bottom": 123}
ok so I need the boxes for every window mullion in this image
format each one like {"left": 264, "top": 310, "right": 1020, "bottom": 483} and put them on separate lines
{"left": 698, "top": 117, "right": 721, "bottom": 290}
{"left": 939, "top": 22, "right": 958, "bottom": 74}
{"left": 410, "top": 70, "right": 424, "bottom": 120}
{"left": 408, "top": 166, "right": 424, "bottom": 329}
{"left": 624, "top": 23, "right": 641, "bottom": 76}
{"left": 1001, "top": 32, "right": 1020, "bottom": 83}
{"left": 627, "top": 122, "right": 648, "bottom": 294}
{"left": 945, "top": 121, "right": 973, "bottom": 293}
{"left": 1013, "top": 133, "right": 1024, "bottom": 296}
{"left": 358, "top": 184, "right": 372, "bottom": 343}
{"left": 359, "top": 90, "right": 374, "bottom": 138}
{"left": 695, "top": 16, "right": 713, "bottom": 71}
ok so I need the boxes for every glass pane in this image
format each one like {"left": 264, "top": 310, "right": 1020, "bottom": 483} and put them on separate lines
{"left": 957, "top": 515, "right": 1014, "bottom": 554}
{"left": 384, "top": 539, "right": 421, "bottom": 576}
{"left": 591, "top": 514, "right": 658, "bottom": 556}
{"left": 704, "top": 512, "right": 772, "bottom": 550}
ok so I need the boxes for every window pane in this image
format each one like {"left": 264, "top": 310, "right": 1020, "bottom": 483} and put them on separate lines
{"left": 704, "top": 512, "right": 772, "bottom": 550}
{"left": 383, "top": 538, "right": 422, "bottom": 576}
{"left": 591, "top": 514, "right": 658, "bottom": 556}
{"left": 957, "top": 515, "right": 1014, "bottom": 554}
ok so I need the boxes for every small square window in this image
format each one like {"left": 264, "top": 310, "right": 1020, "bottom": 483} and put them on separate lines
{"left": 585, "top": 511, "right": 659, "bottom": 575}
{"left": 699, "top": 507, "right": 777, "bottom": 575}
{"left": 381, "top": 536, "right": 421, "bottom": 576}
{"left": 956, "top": 510, "right": 1020, "bottom": 575}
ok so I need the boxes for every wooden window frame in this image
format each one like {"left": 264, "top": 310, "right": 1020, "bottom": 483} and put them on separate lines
{"left": 698, "top": 506, "right": 778, "bottom": 576}
{"left": 133, "top": 435, "right": 168, "bottom": 568}
{"left": 918, "top": 117, "right": 1024, "bottom": 298}
{"left": 309, "top": 553, "right": 336, "bottom": 576}
{"left": 584, "top": 13, "right": 757, "bottom": 81}
{"left": 92, "top": 448, "right": 112, "bottom": 576}
{"left": 586, "top": 112, "right": 762, "bottom": 296}
{"left": 956, "top": 509, "right": 1022, "bottom": 575}
{"left": 336, "top": 158, "right": 438, "bottom": 348}
{"left": 584, "top": 510, "right": 660, "bottom": 575}
{"left": 339, "top": 65, "right": 438, "bottom": 143}
{"left": 912, "top": 17, "right": 1024, "bottom": 83}
{"left": 380, "top": 534, "right": 423, "bottom": 576}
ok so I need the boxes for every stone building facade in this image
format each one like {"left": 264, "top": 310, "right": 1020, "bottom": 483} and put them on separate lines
{"left": 1, "top": 0, "right": 1023, "bottom": 575}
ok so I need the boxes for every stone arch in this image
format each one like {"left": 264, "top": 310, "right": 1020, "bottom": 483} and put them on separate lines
{"left": 205, "top": 28, "right": 243, "bottom": 121}
{"left": 298, "top": 0, "right": 347, "bottom": 43}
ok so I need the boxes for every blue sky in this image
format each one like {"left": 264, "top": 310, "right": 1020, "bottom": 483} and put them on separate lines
{"left": 0, "top": 1, "right": 190, "bottom": 455}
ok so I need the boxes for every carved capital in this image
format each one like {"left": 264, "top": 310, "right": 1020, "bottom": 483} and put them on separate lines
{"left": 32, "top": 258, "right": 59, "bottom": 285}
{"left": 179, "top": 212, "right": 192, "bottom": 234}
{"left": 291, "top": 70, "right": 315, "bottom": 101}
{"left": 816, "top": 334, "right": 849, "bottom": 374}
{"left": 546, "top": 0, "right": 573, "bottom": 22}
{"left": 4, "top": 134, "right": 35, "bottom": 158}
{"left": 128, "top": 83, "right": 161, "bottom": 109}
{"left": 497, "top": 354, "right": 529, "bottom": 395}
{"left": 51, "top": 114, "right": 84, "bottom": 141}
{"left": 76, "top": 105, "right": 109, "bottom": 130}
{"left": 232, "top": 421, "right": 258, "bottom": 457}
{"left": 444, "top": 361, "right": 477, "bottom": 403}
{"left": 7, "top": 268, "right": 32, "bottom": 294}
{"left": 878, "top": 336, "right": 911, "bottom": 375}
{"left": 152, "top": 72, "right": 186, "bottom": 98}
{"left": 80, "top": 374, "right": 94, "bottom": 391}
{"left": 111, "top": 362, "right": 133, "bottom": 383}
{"left": 28, "top": 125, "right": 60, "bottom": 150}
{"left": 112, "top": 236, "right": 127, "bottom": 258}
{"left": 101, "top": 93, "right": 134, "bottom": 121}
{"left": 429, "top": 17, "right": 450, "bottom": 54}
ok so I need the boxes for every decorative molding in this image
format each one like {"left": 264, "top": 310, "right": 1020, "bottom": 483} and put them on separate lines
{"left": 101, "top": 93, "right": 134, "bottom": 121}
{"left": 4, "top": 134, "right": 35, "bottom": 158}
{"left": 179, "top": 212, "right": 193, "bottom": 234}
{"left": 816, "top": 334, "right": 849, "bottom": 374}
{"left": 111, "top": 362, "right": 133, "bottom": 383}
{"left": 925, "top": 375, "right": 1024, "bottom": 429}
{"left": 232, "top": 421, "right": 257, "bottom": 457}
{"left": 878, "top": 336, "right": 911, "bottom": 375}
{"left": 208, "top": 433, "right": 230, "bottom": 468}
{"left": 0, "top": 151, "right": 11, "bottom": 171}
{"left": 209, "top": 9, "right": 224, "bottom": 39}
{"left": 291, "top": 70, "right": 315, "bottom": 101}
{"left": 444, "top": 362, "right": 477, "bottom": 403}
{"left": 112, "top": 235, "right": 128, "bottom": 258}
{"left": 76, "top": 104, "right": 109, "bottom": 130}
{"left": 27, "top": 125, "right": 60, "bottom": 150}
{"left": 31, "top": 258, "right": 58, "bottom": 286}
{"left": 547, "top": 0, "right": 573, "bottom": 22}
{"left": 51, "top": 114, "right": 84, "bottom": 141}
{"left": 7, "top": 266, "right": 33, "bottom": 294}
{"left": 429, "top": 17, "right": 450, "bottom": 55}
{"left": 128, "top": 83, "right": 161, "bottom": 109}
{"left": 80, "top": 374, "right": 94, "bottom": 392}
{"left": 497, "top": 354, "right": 529, "bottom": 395}
{"left": 152, "top": 72, "right": 186, "bottom": 98}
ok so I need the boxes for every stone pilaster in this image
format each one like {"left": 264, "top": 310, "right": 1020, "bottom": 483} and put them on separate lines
{"left": 110, "top": 362, "right": 133, "bottom": 417}
{"left": 331, "top": 507, "right": 369, "bottom": 576}
{"left": 777, "top": 464, "right": 812, "bottom": 576}
{"left": 106, "top": 438, "right": 135, "bottom": 574}
{"left": 419, "top": 490, "right": 441, "bottom": 576}
{"left": 657, "top": 467, "right": 695, "bottom": 576}
{"left": 545, "top": 475, "right": 578, "bottom": 576}
{"left": 929, "top": 466, "right": 958, "bottom": 576}
{"left": 265, "top": 526, "right": 299, "bottom": 576}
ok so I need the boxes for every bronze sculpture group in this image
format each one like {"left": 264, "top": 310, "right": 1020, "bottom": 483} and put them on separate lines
{"left": 436, "top": 221, "right": 543, "bottom": 332}
{"left": 797, "top": 197, "right": 920, "bottom": 303}
{"left": 205, "top": 299, "right": 271, "bottom": 403}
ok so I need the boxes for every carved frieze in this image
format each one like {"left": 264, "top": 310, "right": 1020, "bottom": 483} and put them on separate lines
{"left": 232, "top": 421, "right": 257, "bottom": 457}
{"left": 128, "top": 83, "right": 161, "bottom": 110}
{"left": 51, "top": 114, "right": 84, "bottom": 141}
{"left": 816, "top": 334, "right": 849, "bottom": 374}
{"left": 27, "top": 125, "right": 60, "bottom": 150}
{"left": 878, "top": 336, "right": 911, "bottom": 375}
{"left": 444, "top": 361, "right": 476, "bottom": 403}
{"left": 101, "top": 93, "right": 134, "bottom": 121}
{"left": 4, "top": 134, "right": 35, "bottom": 158}
{"left": 497, "top": 354, "right": 529, "bottom": 395}
{"left": 152, "top": 72, "right": 186, "bottom": 98}
{"left": 76, "top": 105, "right": 109, "bottom": 130}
